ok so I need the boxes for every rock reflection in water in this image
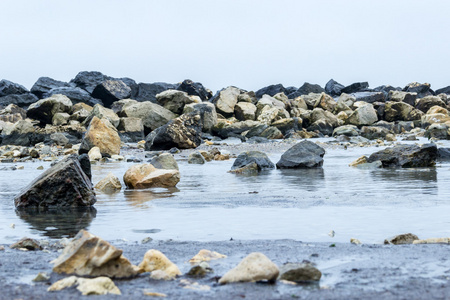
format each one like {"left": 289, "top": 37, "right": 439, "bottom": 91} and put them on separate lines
{"left": 124, "top": 188, "right": 179, "bottom": 208}
{"left": 371, "top": 168, "right": 438, "bottom": 194}
{"left": 16, "top": 207, "right": 97, "bottom": 239}
{"left": 277, "top": 168, "right": 325, "bottom": 191}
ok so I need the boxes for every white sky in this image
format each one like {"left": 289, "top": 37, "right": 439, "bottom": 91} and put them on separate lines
{"left": 1, "top": 0, "right": 449, "bottom": 92}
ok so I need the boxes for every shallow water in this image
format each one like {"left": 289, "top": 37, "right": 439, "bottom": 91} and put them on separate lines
{"left": 1, "top": 138, "right": 450, "bottom": 244}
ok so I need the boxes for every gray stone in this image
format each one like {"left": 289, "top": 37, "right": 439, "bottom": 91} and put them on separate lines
{"left": 156, "top": 89, "right": 193, "bottom": 114}
{"left": 234, "top": 102, "right": 257, "bottom": 121}
{"left": 212, "top": 86, "right": 241, "bottom": 117}
{"left": 231, "top": 151, "right": 275, "bottom": 171}
{"left": 27, "top": 94, "right": 73, "bottom": 125}
{"left": 150, "top": 153, "right": 179, "bottom": 170}
{"left": 188, "top": 151, "right": 206, "bottom": 164}
{"left": 276, "top": 140, "right": 325, "bottom": 168}
{"left": 183, "top": 102, "right": 218, "bottom": 132}
{"left": 279, "top": 262, "right": 322, "bottom": 282}
{"left": 367, "top": 143, "right": 438, "bottom": 168}
{"left": 346, "top": 104, "right": 378, "bottom": 126}
{"left": 384, "top": 233, "right": 419, "bottom": 245}
{"left": 92, "top": 80, "right": 131, "bottom": 108}
{"left": 83, "top": 104, "right": 120, "bottom": 128}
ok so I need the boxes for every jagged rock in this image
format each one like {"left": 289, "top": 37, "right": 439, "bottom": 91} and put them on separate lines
{"left": 70, "top": 71, "right": 110, "bottom": 94}
{"left": 324, "top": 79, "right": 345, "bottom": 96}
{"left": 94, "top": 172, "right": 122, "bottom": 193}
{"left": 338, "top": 93, "right": 356, "bottom": 108}
{"left": 333, "top": 125, "right": 359, "bottom": 137}
{"left": 424, "top": 123, "right": 450, "bottom": 140}
{"left": 360, "top": 126, "right": 391, "bottom": 140}
{"left": 123, "top": 164, "right": 180, "bottom": 188}
{"left": 272, "top": 118, "right": 299, "bottom": 134}
{"left": 346, "top": 104, "right": 378, "bottom": 126}
{"left": 27, "top": 94, "right": 73, "bottom": 125}
{"left": 234, "top": 102, "right": 257, "bottom": 121}
{"left": 10, "top": 237, "right": 42, "bottom": 250}
{"left": 0, "top": 79, "right": 29, "bottom": 97}
{"left": 387, "top": 90, "right": 417, "bottom": 106}
{"left": 188, "top": 151, "right": 206, "bottom": 164}
{"left": 288, "top": 82, "right": 324, "bottom": 98}
{"left": 219, "top": 252, "right": 279, "bottom": 284}
{"left": 88, "top": 147, "right": 102, "bottom": 161}
{"left": 349, "top": 156, "right": 368, "bottom": 167}
{"left": 415, "top": 96, "right": 447, "bottom": 113}
{"left": 1, "top": 119, "right": 36, "bottom": 146}
{"left": 231, "top": 151, "right": 275, "bottom": 171}
{"left": 30, "top": 77, "right": 71, "bottom": 98}
{"left": 351, "top": 91, "right": 385, "bottom": 103}
{"left": 276, "top": 140, "right": 325, "bottom": 168}
{"left": 83, "top": 104, "right": 120, "bottom": 128}
{"left": 119, "top": 100, "right": 177, "bottom": 134}
{"left": 139, "top": 249, "right": 181, "bottom": 279}
{"left": 0, "top": 93, "right": 39, "bottom": 108}
{"left": 341, "top": 82, "right": 369, "bottom": 94}
{"left": 133, "top": 82, "right": 178, "bottom": 103}
{"left": 238, "top": 91, "right": 257, "bottom": 103}
{"left": 187, "top": 263, "right": 212, "bottom": 278}
{"left": 177, "top": 79, "right": 212, "bottom": 100}
{"left": 156, "top": 89, "right": 193, "bottom": 114}
{"left": 52, "top": 112, "right": 70, "bottom": 126}
{"left": 52, "top": 230, "right": 140, "bottom": 278}
{"left": 44, "top": 87, "right": 102, "bottom": 107}
{"left": 50, "top": 132, "right": 70, "bottom": 146}
{"left": 403, "top": 82, "right": 433, "bottom": 98}
{"left": 310, "top": 108, "right": 341, "bottom": 127}
{"left": 79, "top": 116, "right": 121, "bottom": 156}
{"left": 367, "top": 143, "right": 437, "bottom": 168}
{"left": 189, "top": 249, "right": 227, "bottom": 264}
{"left": 255, "top": 84, "right": 286, "bottom": 98}
{"left": 257, "top": 105, "right": 289, "bottom": 125}
{"left": 150, "top": 153, "right": 179, "bottom": 170}
{"left": 435, "top": 86, "right": 450, "bottom": 95}
{"left": 117, "top": 117, "right": 144, "bottom": 142}
{"left": 279, "top": 262, "right": 322, "bottom": 282}
{"left": 384, "top": 102, "right": 423, "bottom": 122}
{"left": 384, "top": 233, "right": 419, "bottom": 245}
{"left": 212, "top": 86, "right": 241, "bottom": 117}
{"left": 307, "top": 119, "right": 334, "bottom": 136}
{"left": 183, "top": 102, "right": 218, "bottom": 132}
{"left": 91, "top": 80, "right": 131, "bottom": 107}
{"left": 14, "top": 156, "right": 96, "bottom": 208}
{"left": 421, "top": 113, "right": 450, "bottom": 128}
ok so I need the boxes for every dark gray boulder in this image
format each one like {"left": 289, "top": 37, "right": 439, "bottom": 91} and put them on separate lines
{"left": 367, "top": 143, "right": 437, "bottom": 168}
{"left": 437, "top": 148, "right": 450, "bottom": 161}
{"left": 27, "top": 94, "right": 73, "bottom": 125}
{"left": 30, "top": 77, "right": 71, "bottom": 98}
{"left": 91, "top": 80, "right": 132, "bottom": 108}
{"left": 373, "top": 85, "right": 401, "bottom": 98}
{"left": 0, "top": 79, "right": 29, "bottom": 97}
{"left": 415, "top": 96, "right": 447, "bottom": 113}
{"left": 44, "top": 87, "right": 102, "bottom": 107}
{"left": 279, "top": 262, "right": 322, "bottom": 282}
{"left": 435, "top": 86, "right": 450, "bottom": 95}
{"left": 117, "top": 77, "right": 139, "bottom": 97}
{"left": 0, "top": 93, "right": 39, "bottom": 108}
{"left": 341, "top": 82, "right": 369, "bottom": 94}
{"left": 288, "top": 83, "right": 324, "bottom": 99}
{"left": 145, "top": 113, "right": 203, "bottom": 150}
{"left": 212, "top": 120, "right": 260, "bottom": 139}
{"left": 403, "top": 82, "right": 434, "bottom": 98}
{"left": 133, "top": 82, "right": 178, "bottom": 103}
{"left": 231, "top": 151, "right": 275, "bottom": 171}
{"left": 276, "top": 140, "right": 325, "bottom": 168}
{"left": 324, "top": 79, "right": 345, "bottom": 96}
{"left": 255, "top": 84, "right": 286, "bottom": 99}
{"left": 14, "top": 156, "right": 96, "bottom": 209}
{"left": 351, "top": 92, "right": 385, "bottom": 103}
{"left": 177, "top": 79, "right": 212, "bottom": 100}
{"left": 70, "top": 71, "right": 110, "bottom": 94}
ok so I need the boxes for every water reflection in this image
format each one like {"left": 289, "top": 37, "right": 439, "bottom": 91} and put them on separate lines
{"left": 123, "top": 188, "right": 179, "bottom": 208}
{"left": 277, "top": 168, "right": 325, "bottom": 191}
{"left": 370, "top": 168, "right": 438, "bottom": 193}
{"left": 16, "top": 207, "right": 97, "bottom": 239}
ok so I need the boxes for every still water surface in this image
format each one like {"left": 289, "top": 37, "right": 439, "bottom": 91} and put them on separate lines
{"left": 1, "top": 138, "right": 449, "bottom": 244}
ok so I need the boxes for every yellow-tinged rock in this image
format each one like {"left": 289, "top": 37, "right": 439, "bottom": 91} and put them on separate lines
{"left": 143, "top": 291, "right": 167, "bottom": 297}
{"left": 350, "top": 238, "right": 362, "bottom": 245}
{"left": 139, "top": 249, "right": 181, "bottom": 279}
{"left": 150, "top": 270, "right": 174, "bottom": 281}
{"left": 219, "top": 252, "right": 279, "bottom": 284}
{"left": 95, "top": 172, "right": 122, "bottom": 193}
{"left": 413, "top": 237, "right": 450, "bottom": 244}
{"left": 51, "top": 230, "right": 141, "bottom": 278}
{"left": 205, "top": 140, "right": 214, "bottom": 146}
{"left": 82, "top": 116, "right": 121, "bottom": 156}
{"left": 48, "top": 276, "right": 121, "bottom": 295}
{"left": 123, "top": 164, "right": 180, "bottom": 189}
{"left": 48, "top": 276, "right": 79, "bottom": 291}
{"left": 189, "top": 249, "right": 227, "bottom": 264}
{"left": 88, "top": 146, "right": 102, "bottom": 161}
{"left": 427, "top": 105, "right": 449, "bottom": 115}
{"left": 349, "top": 156, "right": 367, "bottom": 167}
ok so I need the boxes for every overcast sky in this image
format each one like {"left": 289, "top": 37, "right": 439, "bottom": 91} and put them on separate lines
{"left": 1, "top": 0, "right": 449, "bottom": 93}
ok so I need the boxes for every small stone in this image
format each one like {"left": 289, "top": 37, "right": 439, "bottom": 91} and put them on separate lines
{"left": 77, "top": 277, "right": 121, "bottom": 295}
{"left": 10, "top": 223, "right": 15, "bottom": 229}
{"left": 33, "top": 272, "right": 50, "bottom": 282}
{"left": 412, "top": 237, "right": 450, "bottom": 244}
{"left": 384, "top": 233, "right": 419, "bottom": 245}
{"left": 48, "top": 276, "right": 78, "bottom": 292}
{"left": 350, "top": 238, "right": 362, "bottom": 245}
{"left": 189, "top": 249, "right": 227, "bottom": 264}
{"left": 88, "top": 146, "right": 102, "bottom": 161}
{"left": 187, "top": 264, "right": 212, "bottom": 278}
{"left": 328, "top": 230, "right": 335, "bottom": 237}
{"left": 123, "top": 164, "right": 180, "bottom": 189}
{"left": 0, "top": 246, "right": 5, "bottom": 251}
{"left": 179, "top": 279, "right": 211, "bottom": 291}
{"left": 188, "top": 151, "right": 206, "bottom": 164}
{"left": 139, "top": 249, "right": 181, "bottom": 280}
{"left": 94, "top": 172, "right": 122, "bottom": 194}
{"left": 143, "top": 291, "right": 167, "bottom": 297}
{"left": 141, "top": 237, "right": 153, "bottom": 244}
{"left": 37, "top": 166, "right": 44, "bottom": 170}
{"left": 10, "top": 237, "right": 42, "bottom": 250}
{"left": 349, "top": 156, "right": 367, "bottom": 167}
{"left": 150, "top": 270, "right": 174, "bottom": 281}
{"left": 279, "top": 262, "right": 322, "bottom": 282}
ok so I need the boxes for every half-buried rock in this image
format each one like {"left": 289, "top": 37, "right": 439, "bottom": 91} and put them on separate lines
{"left": 51, "top": 229, "right": 141, "bottom": 278}
{"left": 123, "top": 164, "right": 180, "bottom": 189}
{"left": 14, "top": 156, "right": 96, "bottom": 208}
{"left": 138, "top": 249, "right": 181, "bottom": 280}
{"left": 230, "top": 151, "right": 275, "bottom": 173}
{"left": 367, "top": 143, "right": 437, "bottom": 168}
{"left": 276, "top": 140, "right": 325, "bottom": 168}
{"left": 79, "top": 116, "right": 121, "bottom": 156}
{"left": 219, "top": 252, "right": 279, "bottom": 284}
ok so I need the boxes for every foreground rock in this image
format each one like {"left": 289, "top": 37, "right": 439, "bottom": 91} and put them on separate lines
{"left": 145, "top": 113, "right": 202, "bottom": 150}
{"left": 48, "top": 276, "right": 121, "bottom": 295}
{"left": 276, "top": 140, "right": 325, "bottom": 168}
{"left": 79, "top": 116, "right": 121, "bottom": 156}
{"left": 139, "top": 249, "right": 181, "bottom": 280}
{"left": 14, "top": 156, "right": 96, "bottom": 208}
{"left": 279, "top": 262, "right": 322, "bottom": 282}
{"left": 123, "top": 164, "right": 180, "bottom": 188}
{"left": 52, "top": 230, "right": 140, "bottom": 278}
{"left": 231, "top": 151, "right": 275, "bottom": 172}
{"left": 94, "top": 172, "right": 122, "bottom": 193}
{"left": 219, "top": 252, "right": 279, "bottom": 284}
{"left": 367, "top": 144, "right": 437, "bottom": 168}
{"left": 384, "top": 233, "right": 419, "bottom": 245}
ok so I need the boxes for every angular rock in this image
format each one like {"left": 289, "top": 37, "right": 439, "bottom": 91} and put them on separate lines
{"left": 255, "top": 84, "right": 286, "bottom": 99}
{"left": 188, "top": 151, "right": 206, "bottom": 164}
{"left": 360, "top": 126, "right": 391, "bottom": 140}
{"left": 279, "top": 262, "right": 322, "bottom": 282}
{"left": 384, "top": 233, "right": 419, "bottom": 245}
{"left": 44, "top": 87, "right": 102, "bottom": 107}
{"left": 307, "top": 119, "right": 334, "bottom": 136}
{"left": 139, "top": 249, "right": 181, "bottom": 279}
{"left": 367, "top": 143, "right": 437, "bottom": 168}
{"left": 27, "top": 94, "right": 73, "bottom": 125}
{"left": 70, "top": 71, "right": 110, "bottom": 94}
{"left": 10, "top": 237, "right": 42, "bottom": 250}
{"left": 424, "top": 123, "right": 450, "bottom": 140}
{"left": 421, "top": 113, "right": 450, "bottom": 128}
{"left": 234, "top": 102, "right": 257, "bottom": 121}
{"left": 346, "top": 104, "right": 378, "bottom": 126}
{"left": 50, "top": 132, "right": 70, "bottom": 146}
{"left": 30, "top": 77, "right": 70, "bottom": 98}
{"left": 52, "top": 230, "right": 140, "bottom": 278}
{"left": 52, "top": 112, "right": 70, "bottom": 126}
{"left": 150, "top": 153, "right": 179, "bottom": 170}
{"left": 48, "top": 276, "right": 121, "bottom": 295}
{"left": 95, "top": 172, "right": 122, "bottom": 193}
{"left": 123, "top": 164, "right": 180, "bottom": 188}
{"left": 189, "top": 249, "right": 227, "bottom": 264}
{"left": 133, "top": 82, "right": 178, "bottom": 103}
{"left": 183, "top": 102, "right": 218, "bottom": 132}
{"left": 156, "top": 89, "right": 193, "bottom": 114}
{"left": 0, "top": 93, "right": 39, "bottom": 108}
{"left": 212, "top": 86, "right": 241, "bottom": 117}
{"left": 117, "top": 117, "right": 144, "bottom": 142}
{"left": 14, "top": 156, "right": 96, "bottom": 208}
{"left": 219, "top": 252, "right": 279, "bottom": 284}
{"left": 83, "top": 104, "right": 120, "bottom": 128}
{"left": 1, "top": 119, "right": 36, "bottom": 146}
{"left": 145, "top": 113, "right": 202, "bottom": 150}
{"left": 231, "top": 151, "right": 275, "bottom": 171}
{"left": 435, "top": 86, "right": 450, "bottom": 95}
{"left": 387, "top": 90, "right": 417, "bottom": 106}
{"left": 88, "top": 146, "right": 102, "bottom": 161}
{"left": 79, "top": 116, "right": 121, "bottom": 156}
{"left": 333, "top": 125, "right": 359, "bottom": 137}
{"left": 92, "top": 80, "right": 131, "bottom": 107}
{"left": 276, "top": 140, "right": 325, "bottom": 168}
{"left": 341, "top": 82, "right": 369, "bottom": 94}
{"left": 177, "top": 79, "right": 212, "bottom": 100}
{"left": 415, "top": 96, "right": 447, "bottom": 113}
{"left": 288, "top": 82, "right": 324, "bottom": 99}
{"left": 403, "top": 82, "right": 433, "bottom": 98}
{"left": 385, "top": 102, "right": 423, "bottom": 122}
{"left": 324, "top": 79, "right": 345, "bottom": 96}
{"left": 351, "top": 91, "right": 385, "bottom": 103}
{"left": 0, "top": 79, "right": 28, "bottom": 97}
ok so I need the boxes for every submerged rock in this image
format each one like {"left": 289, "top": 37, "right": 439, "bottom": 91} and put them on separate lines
{"left": 367, "top": 143, "right": 437, "bottom": 168}
{"left": 123, "top": 164, "right": 180, "bottom": 188}
{"left": 384, "top": 233, "right": 419, "bottom": 245}
{"left": 188, "top": 151, "right": 206, "bottom": 164}
{"left": 231, "top": 151, "right": 275, "bottom": 171}
{"left": 51, "top": 230, "right": 140, "bottom": 278}
{"left": 14, "top": 156, "right": 96, "bottom": 208}
{"left": 276, "top": 140, "right": 325, "bottom": 168}
{"left": 94, "top": 172, "right": 122, "bottom": 193}
{"left": 219, "top": 252, "right": 279, "bottom": 284}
